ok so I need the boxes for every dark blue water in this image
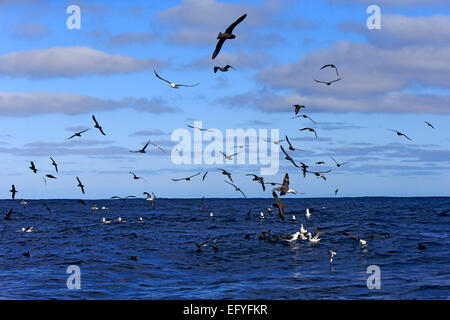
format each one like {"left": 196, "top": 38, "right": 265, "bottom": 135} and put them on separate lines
{"left": 0, "top": 197, "right": 449, "bottom": 299}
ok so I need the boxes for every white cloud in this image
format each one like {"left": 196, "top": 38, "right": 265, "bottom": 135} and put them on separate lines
{"left": 0, "top": 92, "right": 176, "bottom": 116}
{"left": 0, "top": 46, "right": 164, "bottom": 78}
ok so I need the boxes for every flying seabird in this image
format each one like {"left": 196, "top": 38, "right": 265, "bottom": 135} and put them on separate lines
{"left": 78, "top": 199, "right": 87, "bottom": 206}
{"left": 273, "top": 173, "right": 297, "bottom": 196}
{"left": 143, "top": 192, "right": 156, "bottom": 210}
{"left": 130, "top": 141, "right": 150, "bottom": 153}
{"left": 212, "top": 13, "right": 247, "bottom": 59}
{"left": 264, "top": 138, "right": 285, "bottom": 145}
{"left": 154, "top": 69, "right": 198, "bottom": 88}
{"left": 299, "top": 127, "right": 318, "bottom": 138}
{"left": 92, "top": 115, "right": 106, "bottom": 136}
{"left": 315, "top": 161, "right": 326, "bottom": 165}
{"left": 220, "top": 151, "right": 239, "bottom": 160}
{"left": 389, "top": 129, "right": 412, "bottom": 141}
{"left": 66, "top": 129, "right": 88, "bottom": 140}
{"left": 329, "top": 155, "right": 348, "bottom": 168}
{"left": 285, "top": 136, "right": 304, "bottom": 152}
{"left": 320, "top": 64, "right": 340, "bottom": 77}
{"left": 50, "top": 157, "right": 58, "bottom": 173}
{"left": 76, "top": 177, "right": 85, "bottom": 194}
{"left": 314, "top": 78, "right": 342, "bottom": 86}
{"left": 111, "top": 195, "right": 136, "bottom": 200}
{"left": 300, "top": 162, "right": 309, "bottom": 178}
{"left": 217, "top": 168, "right": 233, "bottom": 182}
{"left": 272, "top": 191, "right": 286, "bottom": 221}
{"left": 246, "top": 174, "right": 265, "bottom": 191}
{"left": 334, "top": 188, "right": 339, "bottom": 196}
{"left": 130, "top": 172, "right": 145, "bottom": 181}
{"left": 224, "top": 180, "right": 248, "bottom": 199}
{"left": 45, "top": 174, "right": 57, "bottom": 180}
{"left": 214, "top": 65, "right": 233, "bottom": 73}
{"left": 171, "top": 172, "right": 201, "bottom": 182}
{"left": 280, "top": 145, "right": 299, "bottom": 168}
{"left": 150, "top": 141, "right": 166, "bottom": 153}
{"left": 186, "top": 125, "right": 215, "bottom": 132}
{"left": 293, "top": 104, "right": 305, "bottom": 115}
{"left": 10, "top": 185, "right": 17, "bottom": 200}
{"left": 424, "top": 121, "right": 434, "bottom": 129}
{"left": 29, "top": 161, "right": 38, "bottom": 174}
{"left": 291, "top": 114, "right": 317, "bottom": 124}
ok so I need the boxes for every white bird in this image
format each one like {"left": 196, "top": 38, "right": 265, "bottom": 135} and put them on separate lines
{"left": 117, "top": 217, "right": 127, "bottom": 223}
{"left": 267, "top": 208, "right": 274, "bottom": 213}
{"left": 285, "top": 232, "right": 301, "bottom": 243}
{"left": 329, "top": 250, "right": 337, "bottom": 264}
{"left": 305, "top": 208, "right": 311, "bottom": 218}
{"left": 307, "top": 232, "right": 321, "bottom": 243}
{"left": 102, "top": 217, "right": 112, "bottom": 224}
{"left": 210, "top": 212, "right": 214, "bottom": 217}
{"left": 359, "top": 239, "right": 367, "bottom": 246}
{"left": 154, "top": 69, "right": 199, "bottom": 89}
{"left": 300, "top": 232, "right": 308, "bottom": 240}
{"left": 20, "top": 199, "right": 27, "bottom": 209}
{"left": 259, "top": 212, "right": 264, "bottom": 219}
{"left": 21, "top": 226, "right": 34, "bottom": 233}
{"left": 292, "top": 215, "right": 297, "bottom": 221}
{"left": 138, "top": 217, "right": 143, "bottom": 223}
{"left": 300, "top": 224, "right": 307, "bottom": 234}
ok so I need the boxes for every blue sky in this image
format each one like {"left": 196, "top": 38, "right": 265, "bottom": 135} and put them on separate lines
{"left": 0, "top": 0, "right": 449, "bottom": 199}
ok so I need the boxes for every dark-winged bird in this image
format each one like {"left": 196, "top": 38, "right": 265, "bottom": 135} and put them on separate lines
{"left": 212, "top": 13, "right": 247, "bottom": 59}
{"left": 293, "top": 104, "right": 305, "bottom": 115}
{"left": 92, "top": 115, "right": 106, "bottom": 135}
{"left": 172, "top": 173, "right": 201, "bottom": 182}
{"left": 273, "top": 173, "right": 297, "bottom": 196}
{"left": 218, "top": 168, "right": 233, "bottom": 182}
{"left": 10, "top": 185, "right": 17, "bottom": 200}
{"left": 424, "top": 121, "right": 434, "bottom": 129}
{"left": 50, "top": 157, "right": 58, "bottom": 173}
{"left": 29, "top": 161, "right": 38, "bottom": 174}
{"left": 214, "top": 65, "right": 233, "bottom": 73}
{"left": 246, "top": 174, "right": 265, "bottom": 191}
{"left": 389, "top": 129, "right": 412, "bottom": 141}
{"left": 280, "top": 145, "right": 299, "bottom": 168}
{"left": 299, "top": 127, "right": 318, "bottom": 138}
{"left": 285, "top": 136, "right": 304, "bottom": 152}
{"left": 272, "top": 191, "right": 286, "bottom": 221}
{"left": 66, "top": 129, "right": 88, "bottom": 140}
{"left": 320, "top": 64, "right": 340, "bottom": 77}
{"left": 76, "top": 177, "right": 85, "bottom": 194}
{"left": 329, "top": 155, "right": 349, "bottom": 168}
{"left": 130, "top": 141, "right": 150, "bottom": 153}
{"left": 224, "top": 180, "right": 248, "bottom": 199}
{"left": 314, "top": 78, "right": 342, "bottom": 86}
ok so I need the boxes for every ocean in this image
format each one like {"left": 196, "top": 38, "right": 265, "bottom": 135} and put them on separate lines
{"left": 0, "top": 197, "right": 449, "bottom": 299}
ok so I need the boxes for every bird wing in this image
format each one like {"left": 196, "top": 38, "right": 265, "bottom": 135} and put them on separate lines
{"left": 92, "top": 115, "right": 99, "bottom": 126}
{"left": 314, "top": 79, "right": 326, "bottom": 84}
{"left": 272, "top": 191, "right": 285, "bottom": 220}
{"left": 176, "top": 83, "right": 199, "bottom": 87}
{"left": 154, "top": 70, "right": 171, "bottom": 84}
{"left": 225, "top": 13, "right": 247, "bottom": 33}
{"left": 212, "top": 38, "right": 226, "bottom": 59}
{"left": 188, "top": 172, "right": 201, "bottom": 179}
{"left": 330, "top": 77, "right": 342, "bottom": 83}
{"left": 202, "top": 171, "right": 208, "bottom": 181}
{"left": 142, "top": 141, "right": 150, "bottom": 151}
{"left": 98, "top": 126, "right": 106, "bottom": 135}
